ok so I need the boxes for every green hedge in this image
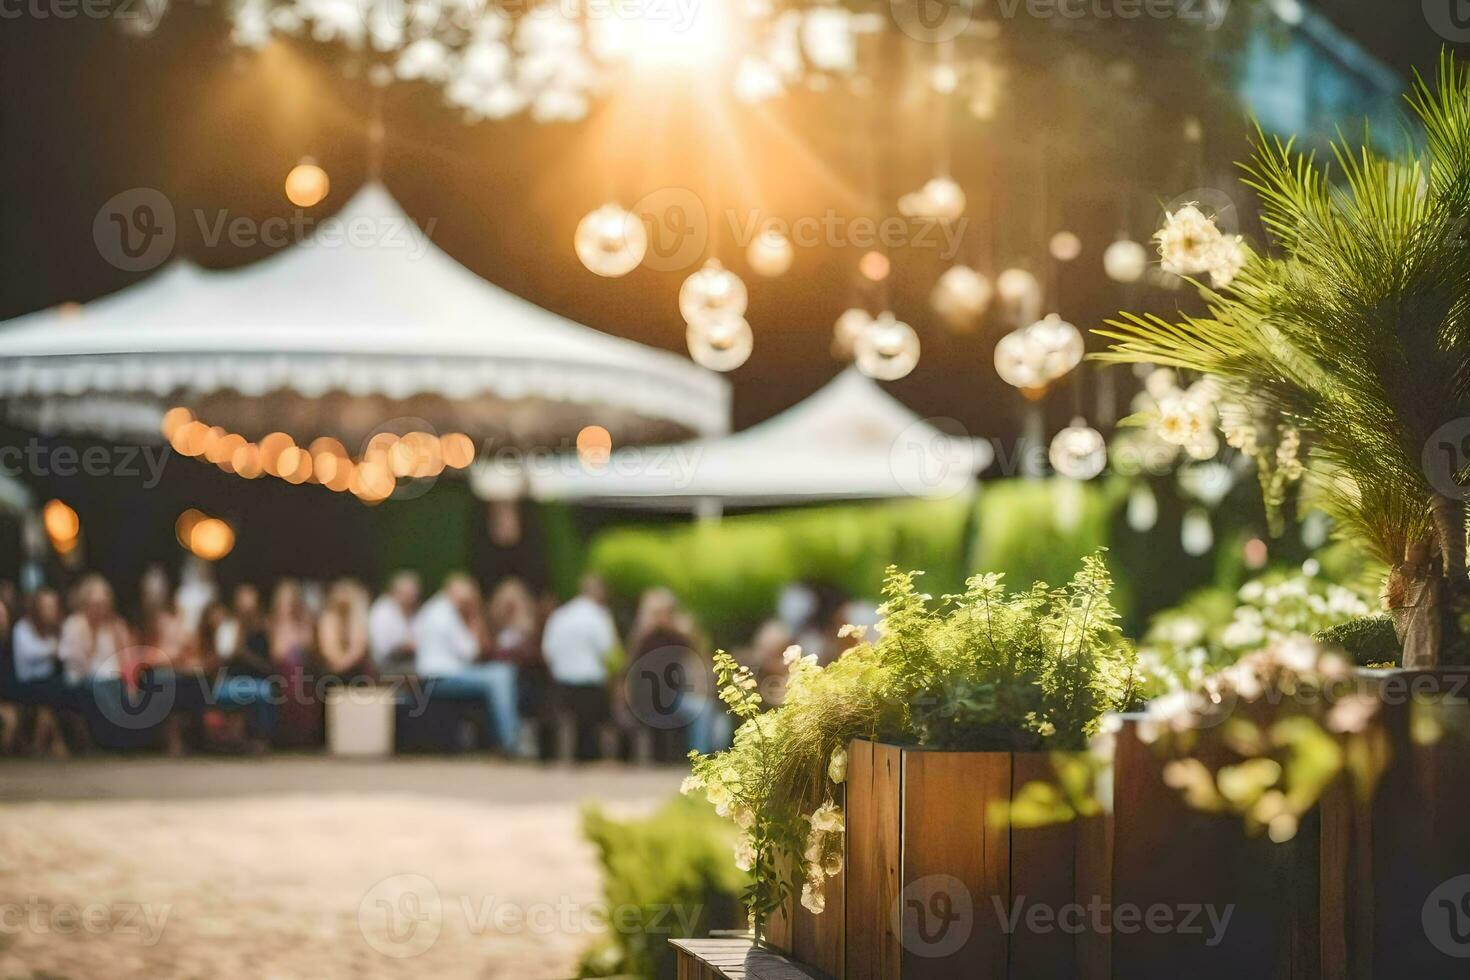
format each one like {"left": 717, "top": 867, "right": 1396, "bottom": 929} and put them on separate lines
{"left": 578, "top": 795, "right": 748, "bottom": 980}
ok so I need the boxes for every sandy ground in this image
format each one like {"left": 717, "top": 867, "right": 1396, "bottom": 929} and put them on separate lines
{"left": 0, "top": 758, "right": 683, "bottom": 979}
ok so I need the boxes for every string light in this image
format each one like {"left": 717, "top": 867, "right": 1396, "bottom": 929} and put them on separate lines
{"left": 284, "top": 160, "right": 330, "bottom": 208}
{"left": 679, "top": 259, "right": 748, "bottom": 324}
{"left": 43, "top": 499, "right": 80, "bottom": 549}
{"left": 854, "top": 312, "right": 920, "bottom": 381}
{"left": 687, "top": 314, "right": 754, "bottom": 372}
{"left": 577, "top": 424, "right": 613, "bottom": 468}
{"left": 575, "top": 203, "right": 647, "bottom": 278}
{"left": 930, "top": 266, "right": 992, "bottom": 332}
{"left": 832, "top": 308, "right": 871, "bottom": 358}
{"left": 1049, "top": 231, "right": 1083, "bottom": 262}
{"left": 1104, "top": 238, "right": 1148, "bottom": 283}
{"left": 858, "top": 251, "right": 890, "bottom": 282}
{"left": 1048, "top": 418, "right": 1107, "bottom": 480}
{"left": 189, "top": 517, "right": 236, "bottom": 561}
{"left": 747, "top": 229, "right": 794, "bottom": 277}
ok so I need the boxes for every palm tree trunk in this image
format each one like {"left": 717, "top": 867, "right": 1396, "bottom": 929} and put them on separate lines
{"left": 1396, "top": 495, "right": 1470, "bottom": 667}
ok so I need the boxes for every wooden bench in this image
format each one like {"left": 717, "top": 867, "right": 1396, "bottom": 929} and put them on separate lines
{"left": 671, "top": 938, "right": 829, "bottom": 980}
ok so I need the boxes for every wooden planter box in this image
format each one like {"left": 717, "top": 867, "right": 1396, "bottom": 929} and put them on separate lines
{"left": 759, "top": 670, "right": 1470, "bottom": 978}
{"left": 765, "top": 739, "right": 1091, "bottom": 979}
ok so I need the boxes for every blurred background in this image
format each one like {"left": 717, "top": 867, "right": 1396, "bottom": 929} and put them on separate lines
{"left": 0, "top": 0, "right": 1461, "bottom": 976}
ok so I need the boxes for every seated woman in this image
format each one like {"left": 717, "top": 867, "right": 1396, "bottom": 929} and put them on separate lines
{"left": 624, "top": 588, "right": 729, "bottom": 757}
{"left": 198, "top": 600, "right": 276, "bottom": 751}
{"left": 267, "top": 579, "right": 320, "bottom": 746}
{"left": 317, "top": 579, "right": 372, "bottom": 683}
{"left": 135, "top": 565, "right": 209, "bottom": 755}
{"left": 59, "top": 575, "right": 136, "bottom": 746}
{"left": 487, "top": 578, "right": 546, "bottom": 727}
{"left": 6, "top": 588, "right": 79, "bottom": 755}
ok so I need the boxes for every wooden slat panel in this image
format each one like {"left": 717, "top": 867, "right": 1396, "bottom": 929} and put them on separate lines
{"left": 845, "top": 740, "right": 904, "bottom": 980}
{"left": 793, "top": 853, "right": 845, "bottom": 977}
{"left": 874, "top": 742, "right": 904, "bottom": 979}
{"left": 1073, "top": 807, "right": 1112, "bottom": 980}
{"left": 1357, "top": 669, "right": 1470, "bottom": 975}
{"left": 844, "top": 738, "right": 881, "bottom": 980}
{"left": 1111, "top": 717, "right": 1315, "bottom": 979}
{"left": 1009, "top": 752, "right": 1081, "bottom": 980}
{"left": 901, "top": 749, "right": 1010, "bottom": 980}
{"left": 765, "top": 856, "right": 794, "bottom": 956}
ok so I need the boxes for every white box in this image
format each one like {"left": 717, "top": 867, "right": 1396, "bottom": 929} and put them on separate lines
{"left": 325, "top": 686, "right": 397, "bottom": 757}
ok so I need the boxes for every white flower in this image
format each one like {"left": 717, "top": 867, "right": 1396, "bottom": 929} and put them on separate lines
{"left": 705, "top": 781, "right": 730, "bottom": 810}
{"left": 1208, "top": 234, "right": 1247, "bottom": 288}
{"left": 823, "top": 852, "right": 843, "bottom": 877}
{"left": 800, "top": 882, "right": 826, "bottom": 914}
{"left": 734, "top": 806, "right": 756, "bottom": 831}
{"left": 733, "top": 836, "right": 757, "bottom": 873}
{"left": 680, "top": 775, "right": 704, "bottom": 797}
{"left": 1221, "top": 616, "right": 1265, "bottom": 650}
{"left": 809, "top": 802, "right": 844, "bottom": 833}
{"left": 837, "top": 623, "right": 868, "bottom": 641}
{"left": 1155, "top": 392, "right": 1214, "bottom": 448}
{"left": 1156, "top": 204, "right": 1223, "bottom": 276}
{"left": 828, "top": 746, "right": 848, "bottom": 785}
{"left": 782, "top": 645, "right": 804, "bottom": 666}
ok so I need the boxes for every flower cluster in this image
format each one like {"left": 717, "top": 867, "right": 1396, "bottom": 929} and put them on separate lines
{"left": 1136, "top": 563, "right": 1376, "bottom": 697}
{"left": 799, "top": 796, "right": 845, "bottom": 913}
{"left": 1140, "top": 638, "right": 1394, "bottom": 843}
{"left": 1155, "top": 204, "right": 1249, "bottom": 289}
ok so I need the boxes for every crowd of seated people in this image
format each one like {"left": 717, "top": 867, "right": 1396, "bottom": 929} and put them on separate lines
{"left": 0, "top": 564, "right": 817, "bottom": 762}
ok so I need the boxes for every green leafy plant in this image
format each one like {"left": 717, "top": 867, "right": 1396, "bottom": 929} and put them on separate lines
{"left": 578, "top": 795, "right": 749, "bottom": 980}
{"left": 684, "top": 554, "right": 1138, "bottom": 932}
{"left": 1096, "top": 54, "right": 1470, "bottom": 667}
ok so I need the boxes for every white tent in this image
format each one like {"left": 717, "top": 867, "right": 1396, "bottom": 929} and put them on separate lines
{"left": 0, "top": 184, "right": 729, "bottom": 446}
{"left": 473, "top": 368, "right": 992, "bottom": 508}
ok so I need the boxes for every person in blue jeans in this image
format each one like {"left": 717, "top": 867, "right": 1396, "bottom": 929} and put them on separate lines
{"left": 413, "top": 575, "right": 519, "bottom": 754}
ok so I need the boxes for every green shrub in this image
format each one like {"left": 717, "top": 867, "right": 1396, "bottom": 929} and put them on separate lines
{"left": 687, "top": 553, "right": 1138, "bottom": 929}
{"left": 578, "top": 795, "right": 750, "bottom": 980}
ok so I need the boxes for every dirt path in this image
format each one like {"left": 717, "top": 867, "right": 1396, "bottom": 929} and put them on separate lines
{"left": 0, "top": 758, "right": 683, "bottom": 979}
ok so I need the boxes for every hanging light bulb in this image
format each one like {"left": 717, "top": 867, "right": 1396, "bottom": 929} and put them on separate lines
{"left": 1126, "top": 482, "right": 1159, "bottom": 532}
{"left": 930, "top": 266, "right": 992, "bottom": 332}
{"left": 832, "top": 308, "right": 872, "bottom": 358}
{"left": 920, "top": 176, "right": 966, "bottom": 222}
{"left": 575, "top": 203, "right": 647, "bottom": 277}
{"left": 1104, "top": 238, "right": 1148, "bottom": 283}
{"left": 995, "top": 267, "right": 1042, "bottom": 322}
{"left": 994, "top": 329, "right": 1049, "bottom": 391}
{"left": 680, "top": 259, "right": 748, "bottom": 323}
{"left": 858, "top": 250, "right": 890, "bottom": 282}
{"left": 1181, "top": 507, "right": 1214, "bottom": 556}
{"left": 1049, "top": 418, "right": 1107, "bottom": 480}
{"left": 1025, "top": 313, "right": 1085, "bottom": 382}
{"left": 1049, "top": 231, "right": 1083, "bottom": 262}
{"left": 687, "top": 313, "right": 754, "bottom": 372}
{"left": 747, "top": 229, "right": 794, "bottom": 277}
{"left": 854, "top": 312, "right": 920, "bottom": 381}
{"left": 285, "top": 160, "right": 330, "bottom": 207}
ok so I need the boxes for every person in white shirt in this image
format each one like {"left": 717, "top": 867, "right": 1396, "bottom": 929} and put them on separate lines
{"left": 368, "top": 571, "right": 420, "bottom": 671}
{"left": 12, "top": 588, "right": 63, "bottom": 685}
{"left": 6, "top": 588, "right": 79, "bottom": 756}
{"left": 542, "top": 574, "right": 619, "bottom": 761}
{"left": 413, "top": 574, "right": 519, "bottom": 753}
